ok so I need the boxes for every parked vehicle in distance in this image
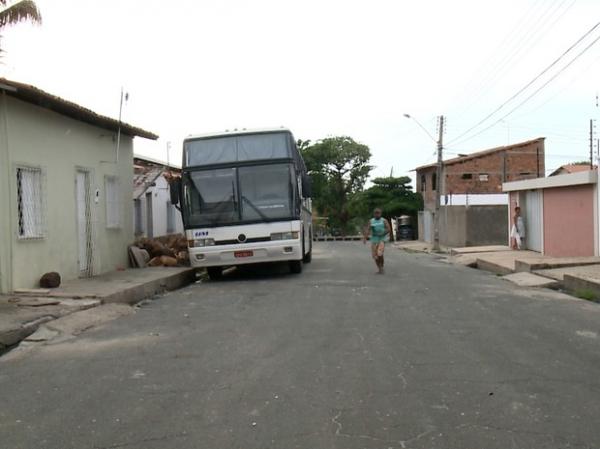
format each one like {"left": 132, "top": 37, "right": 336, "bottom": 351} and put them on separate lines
{"left": 396, "top": 215, "right": 414, "bottom": 241}
{"left": 170, "top": 128, "right": 313, "bottom": 280}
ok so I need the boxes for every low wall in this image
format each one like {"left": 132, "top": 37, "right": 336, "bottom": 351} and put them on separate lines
{"left": 439, "top": 205, "right": 508, "bottom": 248}
{"left": 466, "top": 205, "right": 508, "bottom": 246}
{"left": 439, "top": 207, "right": 467, "bottom": 247}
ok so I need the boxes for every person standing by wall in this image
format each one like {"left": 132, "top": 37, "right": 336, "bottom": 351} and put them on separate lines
{"left": 363, "top": 208, "right": 392, "bottom": 274}
{"left": 511, "top": 206, "right": 526, "bottom": 249}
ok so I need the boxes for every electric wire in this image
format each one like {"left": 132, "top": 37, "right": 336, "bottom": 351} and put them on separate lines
{"left": 447, "top": 20, "right": 600, "bottom": 146}
{"left": 449, "top": 0, "right": 576, "bottom": 122}
{"left": 450, "top": 31, "right": 600, "bottom": 147}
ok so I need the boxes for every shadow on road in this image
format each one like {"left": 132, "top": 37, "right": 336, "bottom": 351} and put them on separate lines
{"left": 209, "top": 262, "right": 299, "bottom": 282}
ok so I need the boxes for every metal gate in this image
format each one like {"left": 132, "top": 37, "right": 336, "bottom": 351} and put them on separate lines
{"left": 524, "top": 191, "right": 542, "bottom": 252}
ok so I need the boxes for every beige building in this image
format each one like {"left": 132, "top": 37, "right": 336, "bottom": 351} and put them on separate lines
{"left": 0, "top": 78, "right": 158, "bottom": 293}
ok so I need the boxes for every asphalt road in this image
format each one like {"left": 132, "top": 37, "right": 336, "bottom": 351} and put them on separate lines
{"left": 1, "top": 242, "right": 600, "bottom": 449}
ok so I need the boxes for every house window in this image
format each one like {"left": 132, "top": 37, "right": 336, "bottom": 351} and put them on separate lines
{"left": 16, "top": 166, "right": 44, "bottom": 239}
{"left": 431, "top": 173, "right": 437, "bottom": 191}
{"left": 166, "top": 201, "right": 176, "bottom": 234}
{"left": 105, "top": 176, "right": 121, "bottom": 228}
{"left": 420, "top": 174, "right": 426, "bottom": 191}
{"left": 461, "top": 173, "right": 473, "bottom": 180}
{"left": 479, "top": 173, "right": 489, "bottom": 182}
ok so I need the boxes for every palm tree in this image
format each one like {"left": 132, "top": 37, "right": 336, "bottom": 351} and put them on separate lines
{"left": 0, "top": 0, "right": 41, "bottom": 53}
{"left": 0, "top": 0, "right": 41, "bottom": 28}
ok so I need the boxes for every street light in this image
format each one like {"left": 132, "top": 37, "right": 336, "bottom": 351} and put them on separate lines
{"left": 403, "top": 114, "right": 437, "bottom": 143}
{"left": 404, "top": 113, "right": 444, "bottom": 251}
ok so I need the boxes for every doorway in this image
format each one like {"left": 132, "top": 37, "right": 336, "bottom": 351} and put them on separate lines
{"left": 76, "top": 170, "right": 93, "bottom": 276}
{"left": 146, "top": 191, "right": 153, "bottom": 238}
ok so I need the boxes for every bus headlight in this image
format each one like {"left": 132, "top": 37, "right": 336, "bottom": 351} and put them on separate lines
{"left": 270, "top": 231, "right": 299, "bottom": 241}
{"left": 188, "top": 238, "right": 215, "bottom": 247}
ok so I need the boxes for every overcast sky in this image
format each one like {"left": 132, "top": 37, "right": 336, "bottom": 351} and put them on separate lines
{"left": 1, "top": 0, "right": 599, "bottom": 182}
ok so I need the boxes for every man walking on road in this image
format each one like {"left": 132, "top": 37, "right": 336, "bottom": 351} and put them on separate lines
{"left": 363, "top": 208, "right": 392, "bottom": 274}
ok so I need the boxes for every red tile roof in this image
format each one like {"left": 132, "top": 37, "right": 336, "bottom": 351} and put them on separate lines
{"left": 550, "top": 164, "right": 596, "bottom": 176}
{"left": 414, "top": 137, "right": 545, "bottom": 171}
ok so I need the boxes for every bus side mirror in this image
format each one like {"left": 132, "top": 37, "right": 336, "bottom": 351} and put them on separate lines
{"left": 302, "top": 174, "right": 312, "bottom": 198}
{"left": 169, "top": 178, "right": 181, "bottom": 206}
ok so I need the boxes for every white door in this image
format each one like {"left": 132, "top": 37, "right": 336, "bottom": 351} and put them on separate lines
{"left": 76, "top": 170, "right": 92, "bottom": 275}
{"left": 524, "top": 190, "right": 542, "bottom": 252}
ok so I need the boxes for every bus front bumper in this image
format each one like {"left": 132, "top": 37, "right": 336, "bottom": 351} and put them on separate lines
{"left": 188, "top": 240, "right": 302, "bottom": 267}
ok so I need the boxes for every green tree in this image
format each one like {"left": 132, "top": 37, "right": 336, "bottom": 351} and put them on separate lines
{"left": 0, "top": 0, "right": 41, "bottom": 52}
{"left": 300, "top": 136, "right": 372, "bottom": 233}
{"left": 349, "top": 176, "right": 423, "bottom": 223}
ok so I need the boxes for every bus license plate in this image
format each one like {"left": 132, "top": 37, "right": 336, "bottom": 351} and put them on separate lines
{"left": 234, "top": 250, "right": 253, "bottom": 258}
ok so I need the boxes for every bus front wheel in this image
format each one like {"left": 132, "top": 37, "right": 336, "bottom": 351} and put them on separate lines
{"left": 289, "top": 260, "right": 303, "bottom": 274}
{"left": 206, "top": 267, "right": 223, "bottom": 280}
{"left": 303, "top": 230, "right": 313, "bottom": 263}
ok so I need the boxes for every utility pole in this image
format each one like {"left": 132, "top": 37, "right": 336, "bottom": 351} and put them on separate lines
{"left": 590, "top": 119, "right": 595, "bottom": 169}
{"left": 433, "top": 115, "right": 444, "bottom": 252}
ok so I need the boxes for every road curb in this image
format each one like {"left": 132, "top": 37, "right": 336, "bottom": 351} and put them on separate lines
{"left": 100, "top": 268, "right": 197, "bottom": 305}
{"left": 1, "top": 268, "right": 197, "bottom": 355}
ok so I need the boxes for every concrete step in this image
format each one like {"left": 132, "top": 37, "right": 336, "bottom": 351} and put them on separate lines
{"left": 475, "top": 258, "right": 515, "bottom": 276}
{"left": 502, "top": 272, "right": 560, "bottom": 288}
{"left": 562, "top": 267, "right": 600, "bottom": 301}
{"left": 450, "top": 245, "right": 511, "bottom": 256}
{"left": 516, "top": 257, "right": 600, "bottom": 272}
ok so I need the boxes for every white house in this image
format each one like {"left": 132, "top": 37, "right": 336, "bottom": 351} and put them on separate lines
{"left": 0, "top": 78, "right": 158, "bottom": 293}
{"left": 133, "top": 155, "right": 184, "bottom": 239}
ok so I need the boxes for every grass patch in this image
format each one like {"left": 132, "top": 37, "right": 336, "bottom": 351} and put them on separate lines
{"left": 574, "top": 289, "right": 600, "bottom": 303}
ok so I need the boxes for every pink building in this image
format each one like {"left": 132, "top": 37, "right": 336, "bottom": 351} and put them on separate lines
{"left": 502, "top": 170, "right": 598, "bottom": 257}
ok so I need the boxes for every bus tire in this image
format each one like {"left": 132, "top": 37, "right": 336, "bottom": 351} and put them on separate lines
{"left": 303, "top": 245, "right": 312, "bottom": 263}
{"left": 206, "top": 266, "right": 223, "bottom": 280}
{"left": 303, "top": 230, "right": 313, "bottom": 263}
{"left": 289, "top": 260, "right": 303, "bottom": 274}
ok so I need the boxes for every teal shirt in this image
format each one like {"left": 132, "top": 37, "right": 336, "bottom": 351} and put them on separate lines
{"left": 370, "top": 217, "right": 388, "bottom": 243}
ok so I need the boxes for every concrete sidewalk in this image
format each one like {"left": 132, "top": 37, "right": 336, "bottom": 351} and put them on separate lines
{"left": 399, "top": 242, "right": 600, "bottom": 299}
{"left": 1, "top": 267, "right": 196, "bottom": 353}
{"left": 537, "top": 265, "right": 600, "bottom": 298}
{"left": 473, "top": 250, "right": 542, "bottom": 275}
{"left": 393, "top": 240, "right": 448, "bottom": 253}
{"left": 472, "top": 251, "right": 600, "bottom": 294}
{"left": 45, "top": 267, "right": 197, "bottom": 304}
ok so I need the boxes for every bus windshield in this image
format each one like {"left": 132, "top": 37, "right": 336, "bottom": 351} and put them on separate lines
{"left": 182, "top": 163, "right": 297, "bottom": 227}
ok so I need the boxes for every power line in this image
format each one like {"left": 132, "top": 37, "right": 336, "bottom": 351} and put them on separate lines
{"left": 447, "top": 0, "right": 547, "bottom": 112}
{"left": 448, "top": 20, "right": 600, "bottom": 146}
{"left": 449, "top": 0, "right": 576, "bottom": 121}
{"left": 511, "top": 51, "right": 600, "bottom": 119}
{"left": 450, "top": 31, "right": 600, "bottom": 147}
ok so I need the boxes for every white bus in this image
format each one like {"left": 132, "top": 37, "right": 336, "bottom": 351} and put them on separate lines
{"left": 171, "top": 128, "right": 313, "bottom": 280}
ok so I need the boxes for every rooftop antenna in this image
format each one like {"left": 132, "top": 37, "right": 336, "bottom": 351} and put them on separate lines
{"left": 166, "top": 141, "right": 172, "bottom": 169}
{"left": 115, "top": 87, "right": 129, "bottom": 163}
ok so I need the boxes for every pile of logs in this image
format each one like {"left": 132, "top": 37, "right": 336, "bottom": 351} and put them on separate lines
{"left": 130, "top": 234, "right": 189, "bottom": 267}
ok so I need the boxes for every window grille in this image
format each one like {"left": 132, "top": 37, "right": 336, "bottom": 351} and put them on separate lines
{"left": 16, "top": 166, "right": 45, "bottom": 239}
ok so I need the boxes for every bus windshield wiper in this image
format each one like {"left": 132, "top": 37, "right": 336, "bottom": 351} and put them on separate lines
{"left": 241, "top": 195, "right": 269, "bottom": 221}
